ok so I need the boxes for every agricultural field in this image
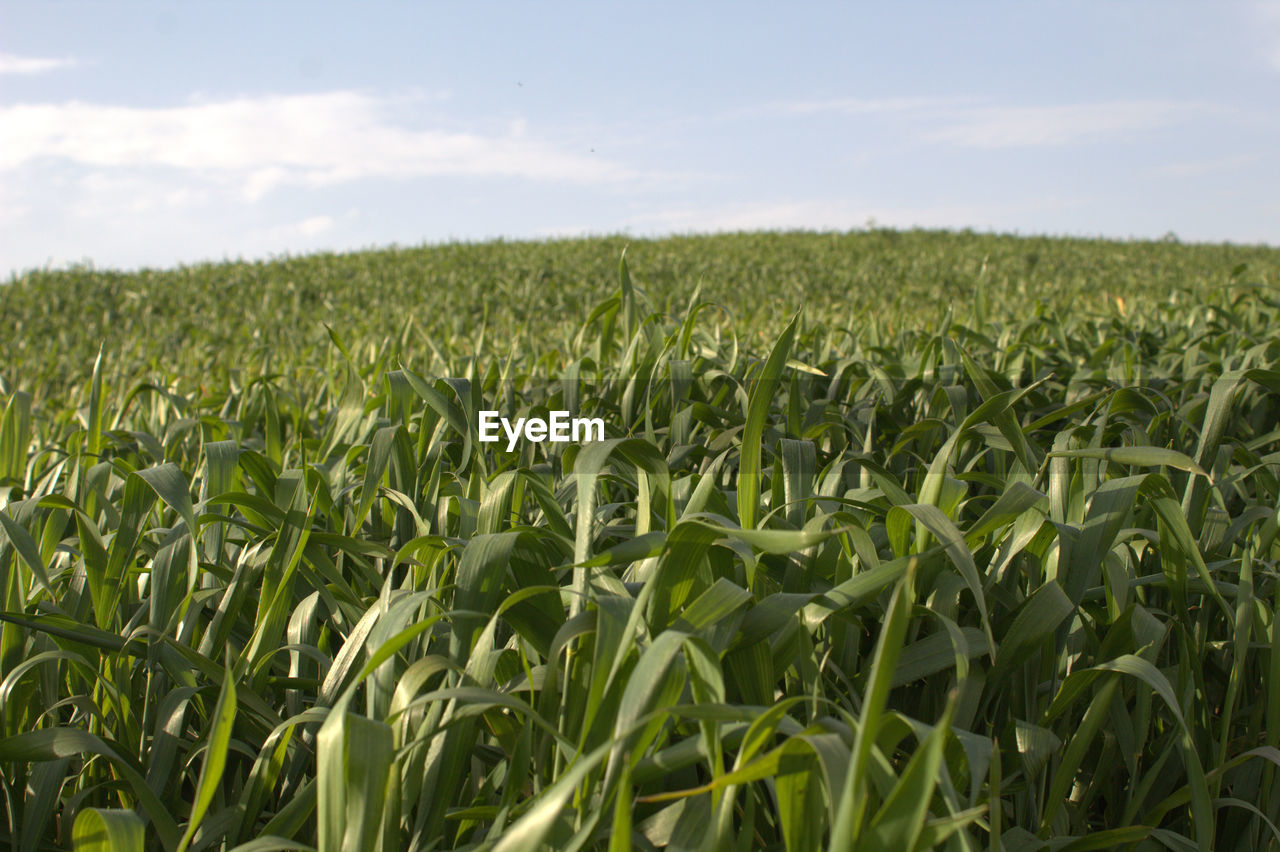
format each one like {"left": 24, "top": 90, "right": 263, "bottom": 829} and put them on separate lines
{"left": 1, "top": 229, "right": 1280, "bottom": 851}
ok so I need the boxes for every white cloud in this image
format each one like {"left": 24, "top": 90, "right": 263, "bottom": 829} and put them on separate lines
{"left": 623, "top": 198, "right": 1058, "bottom": 235}
{"left": 1259, "top": 1, "right": 1280, "bottom": 70}
{"left": 757, "top": 96, "right": 972, "bottom": 117}
{"left": 0, "top": 202, "right": 30, "bottom": 227}
{"left": 58, "top": 171, "right": 210, "bottom": 219}
{"left": 1154, "top": 153, "right": 1262, "bottom": 178}
{"left": 927, "top": 101, "right": 1196, "bottom": 148}
{"left": 748, "top": 96, "right": 1199, "bottom": 149}
{"left": 259, "top": 214, "right": 339, "bottom": 248}
{"left": 295, "top": 215, "right": 334, "bottom": 237}
{"left": 0, "top": 90, "right": 645, "bottom": 273}
{"left": 627, "top": 200, "right": 864, "bottom": 233}
{"left": 0, "top": 91, "right": 635, "bottom": 199}
{"left": 0, "top": 52, "right": 76, "bottom": 75}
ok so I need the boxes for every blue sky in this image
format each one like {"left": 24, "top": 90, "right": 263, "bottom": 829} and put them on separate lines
{"left": 2, "top": 1, "right": 1278, "bottom": 276}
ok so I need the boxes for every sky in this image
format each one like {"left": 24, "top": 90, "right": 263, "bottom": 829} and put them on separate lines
{"left": 2, "top": 1, "right": 1278, "bottom": 277}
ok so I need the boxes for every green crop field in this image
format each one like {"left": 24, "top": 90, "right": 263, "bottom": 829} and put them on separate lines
{"left": 2, "top": 229, "right": 1280, "bottom": 851}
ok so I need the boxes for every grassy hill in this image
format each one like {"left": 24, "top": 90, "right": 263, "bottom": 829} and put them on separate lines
{"left": 5, "top": 229, "right": 1279, "bottom": 397}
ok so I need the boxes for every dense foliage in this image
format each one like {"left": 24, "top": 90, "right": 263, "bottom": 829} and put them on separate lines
{"left": 2, "top": 230, "right": 1279, "bottom": 851}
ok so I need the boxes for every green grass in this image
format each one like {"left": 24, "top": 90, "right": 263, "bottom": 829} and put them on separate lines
{"left": 1, "top": 229, "right": 1279, "bottom": 850}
